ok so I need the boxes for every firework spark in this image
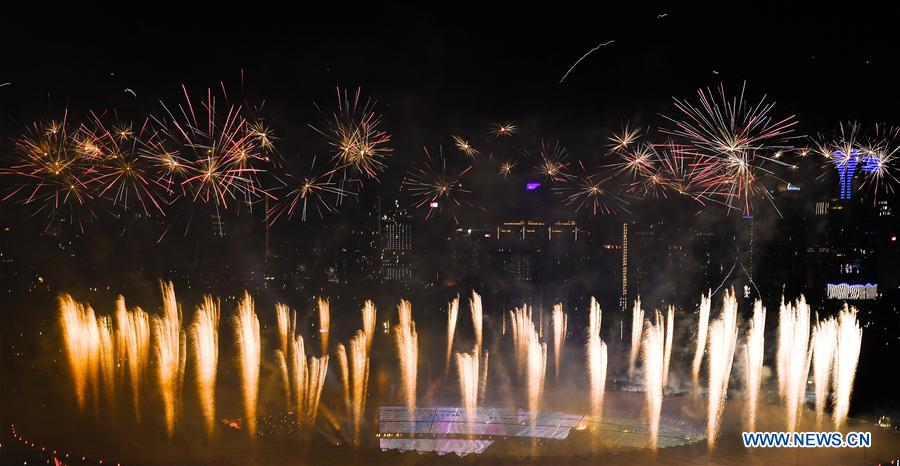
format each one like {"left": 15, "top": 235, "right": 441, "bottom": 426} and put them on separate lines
{"left": 394, "top": 300, "right": 418, "bottom": 416}
{"left": 707, "top": 289, "right": 738, "bottom": 448}
{"left": 452, "top": 135, "right": 479, "bottom": 157}
{"left": 153, "top": 281, "right": 186, "bottom": 438}
{"left": 743, "top": 300, "right": 766, "bottom": 432}
{"left": 403, "top": 147, "right": 475, "bottom": 223}
{"left": 445, "top": 295, "right": 460, "bottom": 378}
{"left": 833, "top": 306, "right": 862, "bottom": 429}
{"left": 312, "top": 87, "right": 392, "bottom": 179}
{"left": 490, "top": 122, "right": 517, "bottom": 138}
{"left": 692, "top": 291, "right": 711, "bottom": 394}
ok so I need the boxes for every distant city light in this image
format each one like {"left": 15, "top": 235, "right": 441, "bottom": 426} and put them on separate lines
{"left": 826, "top": 283, "right": 878, "bottom": 300}
{"left": 526, "top": 182, "right": 541, "bottom": 191}
{"left": 786, "top": 183, "right": 800, "bottom": 191}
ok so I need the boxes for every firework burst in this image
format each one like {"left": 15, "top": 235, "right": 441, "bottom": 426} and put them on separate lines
{"left": 403, "top": 147, "right": 476, "bottom": 223}
{"left": 312, "top": 87, "right": 392, "bottom": 180}
{"left": 452, "top": 135, "right": 479, "bottom": 157}
{"left": 490, "top": 122, "right": 517, "bottom": 138}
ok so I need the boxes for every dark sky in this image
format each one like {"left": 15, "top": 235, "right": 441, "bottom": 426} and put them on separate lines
{"left": 0, "top": 3, "right": 898, "bottom": 225}
{"left": 3, "top": 4, "right": 899, "bottom": 130}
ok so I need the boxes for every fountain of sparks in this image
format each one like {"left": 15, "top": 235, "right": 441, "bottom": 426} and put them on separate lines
{"left": 743, "top": 299, "right": 766, "bottom": 432}
{"left": 691, "top": 291, "right": 711, "bottom": 394}
{"left": 60, "top": 296, "right": 96, "bottom": 413}
{"left": 470, "top": 291, "right": 484, "bottom": 354}
{"left": 337, "top": 331, "right": 370, "bottom": 446}
{"left": 525, "top": 321, "right": 547, "bottom": 416}
{"left": 642, "top": 315, "right": 665, "bottom": 452}
{"left": 190, "top": 296, "right": 220, "bottom": 438}
{"left": 707, "top": 289, "right": 738, "bottom": 448}
{"left": 274, "top": 303, "right": 295, "bottom": 412}
{"left": 455, "top": 350, "right": 480, "bottom": 425}
{"left": 662, "top": 306, "right": 674, "bottom": 388}
{"left": 394, "top": 300, "right": 418, "bottom": 416}
{"left": 586, "top": 297, "right": 607, "bottom": 419}
{"left": 233, "top": 292, "right": 261, "bottom": 438}
{"left": 629, "top": 298, "right": 644, "bottom": 378}
{"left": 97, "top": 317, "right": 116, "bottom": 413}
{"left": 510, "top": 305, "right": 534, "bottom": 377}
{"left": 811, "top": 316, "right": 837, "bottom": 427}
{"left": 833, "top": 305, "right": 862, "bottom": 429}
{"left": 290, "top": 335, "right": 329, "bottom": 428}
{"left": 552, "top": 303, "right": 567, "bottom": 380}
{"left": 778, "top": 295, "right": 811, "bottom": 433}
{"left": 115, "top": 297, "right": 150, "bottom": 423}
{"left": 445, "top": 296, "right": 460, "bottom": 378}
{"left": 153, "top": 281, "right": 186, "bottom": 438}
{"left": 318, "top": 297, "right": 330, "bottom": 356}
{"left": 361, "top": 300, "right": 377, "bottom": 352}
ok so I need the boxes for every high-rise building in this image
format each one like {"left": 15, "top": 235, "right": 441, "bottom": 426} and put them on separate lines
{"left": 380, "top": 199, "right": 412, "bottom": 281}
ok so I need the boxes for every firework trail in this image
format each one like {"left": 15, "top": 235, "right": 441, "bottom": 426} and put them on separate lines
{"left": 361, "top": 300, "right": 377, "bottom": 352}
{"left": 811, "top": 316, "right": 836, "bottom": 427}
{"left": 691, "top": 292, "right": 711, "bottom": 394}
{"left": 662, "top": 306, "right": 675, "bottom": 388}
{"left": 833, "top": 306, "right": 862, "bottom": 429}
{"left": 470, "top": 291, "right": 483, "bottom": 354}
{"left": 558, "top": 40, "right": 616, "bottom": 83}
{"left": 394, "top": 300, "right": 418, "bottom": 416}
{"left": 743, "top": 300, "right": 766, "bottom": 432}
{"left": 456, "top": 350, "right": 480, "bottom": 425}
{"left": 586, "top": 297, "right": 607, "bottom": 419}
{"left": 551, "top": 303, "right": 567, "bottom": 380}
{"left": 777, "top": 296, "right": 812, "bottom": 432}
{"left": 114, "top": 297, "right": 150, "bottom": 422}
{"left": 642, "top": 316, "right": 665, "bottom": 451}
{"left": 190, "top": 296, "right": 220, "bottom": 438}
{"left": 153, "top": 281, "right": 186, "bottom": 438}
{"left": 707, "top": 289, "right": 738, "bottom": 448}
{"left": 317, "top": 297, "right": 330, "bottom": 356}
{"left": 445, "top": 296, "right": 460, "bottom": 378}
{"left": 628, "top": 298, "right": 644, "bottom": 378}
{"left": 233, "top": 292, "right": 261, "bottom": 438}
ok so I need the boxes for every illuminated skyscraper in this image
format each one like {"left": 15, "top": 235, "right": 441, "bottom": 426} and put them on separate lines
{"left": 381, "top": 199, "right": 412, "bottom": 281}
